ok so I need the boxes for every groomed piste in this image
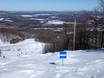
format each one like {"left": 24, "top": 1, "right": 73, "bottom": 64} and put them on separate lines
{"left": 0, "top": 39, "right": 104, "bottom": 78}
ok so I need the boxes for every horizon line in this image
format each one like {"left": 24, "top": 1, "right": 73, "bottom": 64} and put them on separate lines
{"left": 0, "top": 10, "right": 94, "bottom": 12}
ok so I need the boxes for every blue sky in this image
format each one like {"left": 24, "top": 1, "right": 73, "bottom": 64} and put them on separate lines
{"left": 0, "top": 0, "right": 98, "bottom": 11}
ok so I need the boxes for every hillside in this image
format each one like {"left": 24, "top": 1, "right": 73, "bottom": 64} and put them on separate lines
{"left": 0, "top": 39, "right": 104, "bottom": 78}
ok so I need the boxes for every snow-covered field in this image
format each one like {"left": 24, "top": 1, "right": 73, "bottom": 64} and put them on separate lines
{"left": 0, "top": 18, "right": 13, "bottom": 22}
{"left": 46, "top": 20, "right": 64, "bottom": 25}
{"left": 21, "top": 14, "right": 51, "bottom": 17}
{"left": 0, "top": 39, "right": 104, "bottom": 78}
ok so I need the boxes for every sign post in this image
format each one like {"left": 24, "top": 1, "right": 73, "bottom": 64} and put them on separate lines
{"left": 59, "top": 51, "right": 67, "bottom": 65}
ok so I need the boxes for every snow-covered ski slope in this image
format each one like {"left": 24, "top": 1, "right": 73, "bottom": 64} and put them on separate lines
{"left": 0, "top": 39, "right": 104, "bottom": 78}
{"left": 0, "top": 39, "right": 45, "bottom": 58}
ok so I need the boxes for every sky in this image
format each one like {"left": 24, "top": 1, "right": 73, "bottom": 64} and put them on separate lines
{"left": 0, "top": 0, "right": 98, "bottom": 11}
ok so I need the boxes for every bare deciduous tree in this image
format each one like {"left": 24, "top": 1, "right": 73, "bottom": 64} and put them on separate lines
{"left": 99, "top": 0, "right": 104, "bottom": 13}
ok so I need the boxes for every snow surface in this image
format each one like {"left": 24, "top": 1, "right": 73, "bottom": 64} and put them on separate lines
{"left": 0, "top": 39, "right": 10, "bottom": 45}
{"left": 46, "top": 20, "right": 64, "bottom": 25}
{"left": 33, "top": 14, "right": 51, "bottom": 17}
{"left": 51, "top": 16, "right": 58, "bottom": 19}
{"left": 0, "top": 39, "right": 45, "bottom": 58}
{"left": 21, "top": 15, "right": 33, "bottom": 17}
{"left": 0, "top": 39, "right": 104, "bottom": 78}
{"left": 0, "top": 18, "right": 13, "bottom": 22}
{"left": 21, "top": 14, "right": 51, "bottom": 17}
{"left": 30, "top": 18, "right": 45, "bottom": 21}
{"left": 4, "top": 19, "right": 13, "bottom": 22}
{"left": 0, "top": 18, "right": 4, "bottom": 21}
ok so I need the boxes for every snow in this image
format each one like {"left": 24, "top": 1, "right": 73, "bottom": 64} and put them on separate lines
{"left": 30, "top": 18, "right": 45, "bottom": 23}
{"left": 0, "top": 39, "right": 4, "bottom": 44}
{"left": 5, "top": 19, "right": 13, "bottom": 22}
{"left": 51, "top": 16, "right": 58, "bottom": 19}
{"left": 32, "top": 28, "right": 63, "bottom": 32}
{"left": 34, "top": 14, "right": 51, "bottom": 17}
{"left": 21, "top": 15, "right": 33, "bottom": 17}
{"left": 0, "top": 39, "right": 10, "bottom": 45}
{"left": 21, "top": 14, "right": 51, "bottom": 17}
{"left": 46, "top": 20, "right": 64, "bottom": 25}
{"left": 32, "top": 28, "right": 63, "bottom": 30}
{"left": 30, "top": 18, "right": 45, "bottom": 21}
{"left": 0, "top": 18, "right": 13, "bottom": 22}
{"left": 0, "top": 18, "right": 4, "bottom": 21}
{"left": 0, "top": 39, "right": 45, "bottom": 58}
{"left": 0, "top": 39, "right": 104, "bottom": 78}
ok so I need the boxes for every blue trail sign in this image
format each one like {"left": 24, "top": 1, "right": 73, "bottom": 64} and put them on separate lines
{"left": 59, "top": 51, "right": 67, "bottom": 65}
{"left": 60, "top": 51, "right": 67, "bottom": 59}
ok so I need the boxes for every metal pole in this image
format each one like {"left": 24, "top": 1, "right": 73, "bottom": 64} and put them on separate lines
{"left": 73, "top": 18, "right": 76, "bottom": 50}
{"left": 62, "top": 59, "right": 64, "bottom": 66}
